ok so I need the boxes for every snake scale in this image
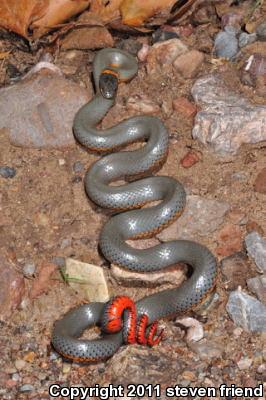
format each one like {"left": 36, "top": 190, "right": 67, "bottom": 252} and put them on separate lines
{"left": 51, "top": 48, "right": 217, "bottom": 362}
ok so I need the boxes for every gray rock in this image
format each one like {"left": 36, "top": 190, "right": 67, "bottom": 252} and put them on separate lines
{"left": 247, "top": 275, "right": 266, "bottom": 303}
{"left": 226, "top": 289, "right": 266, "bottom": 332}
{"left": 157, "top": 195, "right": 230, "bottom": 241}
{"left": 239, "top": 32, "right": 257, "bottom": 48}
{"left": 0, "top": 166, "right": 16, "bottom": 178}
{"left": 256, "top": 20, "right": 266, "bottom": 41}
{"left": 191, "top": 74, "right": 266, "bottom": 154}
{"left": 19, "top": 384, "right": 35, "bottom": 392}
{"left": 0, "top": 70, "right": 92, "bottom": 149}
{"left": 245, "top": 231, "right": 266, "bottom": 272}
{"left": 214, "top": 26, "right": 239, "bottom": 59}
{"left": 22, "top": 262, "right": 36, "bottom": 277}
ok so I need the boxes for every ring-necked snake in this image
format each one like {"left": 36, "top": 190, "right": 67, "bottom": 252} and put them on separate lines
{"left": 51, "top": 48, "right": 217, "bottom": 362}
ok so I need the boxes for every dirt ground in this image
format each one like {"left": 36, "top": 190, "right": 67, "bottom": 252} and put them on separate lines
{"left": 0, "top": 13, "right": 266, "bottom": 400}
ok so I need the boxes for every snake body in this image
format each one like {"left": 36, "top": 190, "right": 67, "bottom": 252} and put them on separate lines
{"left": 52, "top": 48, "right": 217, "bottom": 362}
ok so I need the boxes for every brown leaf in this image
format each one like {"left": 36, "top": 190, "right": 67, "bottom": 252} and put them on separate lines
{"left": 88, "top": 0, "right": 122, "bottom": 24}
{"left": 0, "top": 0, "right": 48, "bottom": 38}
{"left": 120, "top": 0, "right": 177, "bottom": 26}
{"left": 32, "top": 0, "right": 90, "bottom": 38}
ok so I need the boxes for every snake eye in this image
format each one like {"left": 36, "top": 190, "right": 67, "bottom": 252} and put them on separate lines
{"left": 99, "top": 72, "right": 118, "bottom": 99}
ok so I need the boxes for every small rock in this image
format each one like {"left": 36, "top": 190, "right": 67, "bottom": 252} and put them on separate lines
{"left": 245, "top": 231, "right": 266, "bottom": 273}
{"left": 257, "top": 363, "right": 266, "bottom": 373}
{"left": 52, "top": 256, "right": 66, "bottom": 268}
{"left": 62, "top": 26, "right": 114, "bottom": 50}
{"left": 254, "top": 168, "right": 266, "bottom": 194}
{"left": 0, "top": 166, "right": 16, "bottom": 178}
{"left": 246, "top": 220, "right": 264, "bottom": 236}
{"left": 233, "top": 327, "right": 243, "bottom": 337}
{"left": 0, "top": 257, "right": 25, "bottom": 321}
{"left": 19, "top": 384, "right": 35, "bottom": 392}
{"left": 221, "top": 253, "right": 250, "bottom": 290}
{"left": 14, "top": 360, "right": 26, "bottom": 371}
{"left": 214, "top": 26, "right": 239, "bottom": 59}
{"left": 158, "top": 195, "right": 230, "bottom": 241}
{"left": 256, "top": 21, "right": 266, "bottom": 41}
{"left": 237, "top": 356, "right": 253, "bottom": 370}
{"left": 239, "top": 32, "right": 257, "bottom": 48}
{"left": 228, "top": 209, "right": 247, "bottom": 225}
{"left": 62, "top": 362, "right": 72, "bottom": 374}
{"left": 58, "top": 158, "right": 66, "bottom": 166}
{"left": 221, "top": 13, "right": 243, "bottom": 31}
{"left": 0, "top": 71, "right": 92, "bottom": 148}
{"left": 189, "top": 339, "right": 223, "bottom": 360}
{"left": 65, "top": 258, "right": 109, "bottom": 302}
{"left": 182, "top": 370, "right": 197, "bottom": 382}
{"left": 152, "top": 29, "right": 179, "bottom": 44}
{"left": 247, "top": 275, "right": 266, "bottom": 303}
{"left": 216, "top": 224, "right": 243, "bottom": 257}
{"left": 192, "top": 74, "right": 266, "bottom": 154}
{"left": 22, "top": 262, "right": 36, "bottom": 277}
{"left": 172, "top": 97, "right": 197, "bottom": 118}
{"left": 30, "top": 262, "right": 57, "bottom": 299}
{"left": 137, "top": 44, "right": 150, "bottom": 62}
{"left": 173, "top": 50, "right": 204, "bottom": 78}
{"left": 116, "top": 38, "right": 142, "bottom": 56}
{"left": 146, "top": 38, "right": 188, "bottom": 73}
{"left": 176, "top": 317, "right": 204, "bottom": 342}
{"left": 226, "top": 288, "right": 266, "bottom": 332}
{"left": 126, "top": 95, "right": 160, "bottom": 114}
{"left": 180, "top": 150, "right": 200, "bottom": 168}
{"left": 244, "top": 54, "right": 266, "bottom": 77}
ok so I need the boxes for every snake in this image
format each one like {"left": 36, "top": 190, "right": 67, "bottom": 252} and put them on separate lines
{"left": 51, "top": 48, "right": 217, "bottom": 362}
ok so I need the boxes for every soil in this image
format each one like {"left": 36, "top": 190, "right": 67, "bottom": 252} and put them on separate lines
{"left": 0, "top": 15, "right": 265, "bottom": 400}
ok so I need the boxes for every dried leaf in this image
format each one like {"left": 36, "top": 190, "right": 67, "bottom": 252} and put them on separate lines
{"left": 89, "top": 0, "right": 123, "bottom": 23}
{"left": 0, "top": 0, "right": 48, "bottom": 38}
{"left": 32, "top": 0, "right": 90, "bottom": 38}
{"left": 120, "top": 0, "right": 177, "bottom": 26}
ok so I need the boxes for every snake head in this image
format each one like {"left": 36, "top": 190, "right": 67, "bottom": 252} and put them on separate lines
{"left": 99, "top": 70, "right": 118, "bottom": 99}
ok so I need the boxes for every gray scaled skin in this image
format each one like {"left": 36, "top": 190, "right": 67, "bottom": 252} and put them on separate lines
{"left": 52, "top": 48, "right": 217, "bottom": 362}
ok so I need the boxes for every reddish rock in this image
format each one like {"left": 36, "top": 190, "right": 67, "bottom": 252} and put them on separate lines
{"left": 216, "top": 224, "right": 243, "bottom": 257}
{"left": 221, "top": 253, "right": 251, "bottom": 290}
{"left": 180, "top": 150, "right": 201, "bottom": 168}
{"left": 172, "top": 97, "right": 197, "bottom": 118}
{"left": 173, "top": 50, "right": 204, "bottom": 78}
{"left": 246, "top": 220, "right": 264, "bottom": 235}
{"left": 254, "top": 167, "right": 266, "bottom": 194}
{"left": 30, "top": 262, "right": 57, "bottom": 300}
{"left": 62, "top": 26, "right": 114, "bottom": 50}
{"left": 146, "top": 38, "right": 188, "bottom": 74}
{"left": 0, "top": 257, "right": 25, "bottom": 321}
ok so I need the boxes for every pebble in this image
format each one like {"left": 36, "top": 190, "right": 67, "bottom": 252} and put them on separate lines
{"left": 58, "top": 158, "right": 66, "bottom": 166}
{"left": 247, "top": 275, "right": 266, "bottom": 303}
{"left": 152, "top": 29, "right": 179, "bottom": 44}
{"left": 0, "top": 70, "right": 92, "bottom": 148}
{"left": 15, "top": 360, "right": 26, "bottom": 371}
{"left": 176, "top": 317, "right": 204, "bottom": 342}
{"left": 72, "top": 161, "right": 84, "bottom": 173}
{"left": 116, "top": 39, "right": 142, "bottom": 56}
{"left": 173, "top": 50, "right": 204, "bottom": 78}
{"left": 237, "top": 356, "right": 253, "bottom": 370}
{"left": 19, "top": 384, "right": 35, "bottom": 392}
{"left": 172, "top": 97, "right": 197, "bottom": 118}
{"left": 191, "top": 74, "right": 266, "bottom": 154}
{"left": 245, "top": 231, "right": 266, "bottom": 273}
{"left": 51, "top": 256, "right": 65, "bottom": 268}
{"left": 22, "top": 262, "right": 36, "bottom": 277}
{"left": 221, "top": 253, "right": 250, "bottom": 290}
{"left": 180, "top": 150, "right": 200, "bottom": 168}
{"left": 62, "top": 26, "right": 114, "bottom": 50}
{"left": 146, "top": 38, "right": 188, "bottom": 74}
{"left": 221, "top": 13, "right": 243, "bottom": 31}
{"left": 226, "top": 288, "right": 266, "bottom": 332}
{"left": 239, "top": 32, "right": 257, "bottom": 48}
{"left": 0, "top": 257, "right": 25, "bottom": 321}
{"left": 0, "top": 166, "right": 16, "bottom": 179}
{"left": 158, "top": 195, "right": 230, "bottom": 241}
{"left": 189, "top": 339, "right": 223, "bottom": 360}
{"left": 254, "top": 168, "right": 266, "bottom": 194}
{"left": 216, "top": 224, "right": 243, "bottom": 257}
{"left": 245, "top": 54, "right": 266, "bottom": 77}
{"left": 214, "top": 26, "right": 239, "bottom": 59}
{"left": 256, "top": 21, "right": 266, "bottom": 41}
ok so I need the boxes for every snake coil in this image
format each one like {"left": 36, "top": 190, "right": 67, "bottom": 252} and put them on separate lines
{"left": 51, "top": 48, "right": 217, "bottom": 362}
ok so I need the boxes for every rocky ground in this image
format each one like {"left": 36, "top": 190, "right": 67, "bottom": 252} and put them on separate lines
{"left": 0, "top": 1, "right": 266, "bottom": 400}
